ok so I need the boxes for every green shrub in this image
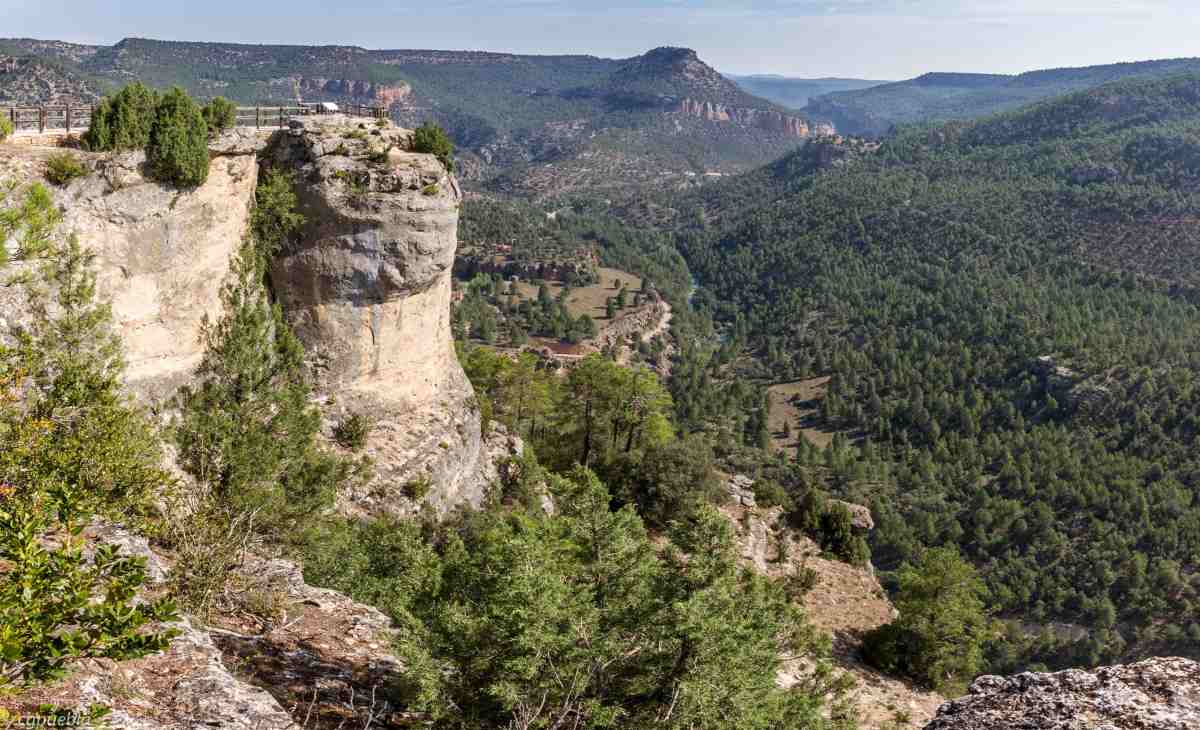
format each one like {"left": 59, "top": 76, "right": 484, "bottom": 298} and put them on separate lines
{"left": 251, "top": 169, "right": 305, "bottom": 256}
{"left": 402, "top": 474, "right": 432, "bottom": 502}
{"left": 862, "top": 547, "right": 993, "bottom": 690}
{"left": 333, "top": 412, "right": 372, "bottom": 451}
{"left": 146, "top": 87, "right": 209, "bottom": 187}
{"left": 819, "top": 502, "right": 871, "bottom": 565}
{"left": 44, "top": 152, "right": 86, "bottom": 186}
{"left": 367, "top": 146, "right": 392, "bottom": 164}
{"left": 84, "top": 82, "right": 158, "bottom": 152}
{"left": 752, "top": 477, "right": 792, "bottom": 510}
{"left": 0, "top": 114, "right": 12, "bottom": 142}
{"left": 201, "top": 96, "right": 237, "bottom": 135}
{"left": 421, "top": 183, "right": 439, "bottom": 196}
{"left": 410, "top": 123, "right": 455, "bottom": 172}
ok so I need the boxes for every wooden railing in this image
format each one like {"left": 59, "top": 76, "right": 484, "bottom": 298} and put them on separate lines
{"left": 5, "top": 105, "right": 95, "bottom": 134}
{"left": 5, "top": 102, "right": 387, "bottom": 136}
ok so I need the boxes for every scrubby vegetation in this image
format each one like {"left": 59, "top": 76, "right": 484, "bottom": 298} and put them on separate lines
{"left": 303, "top": 466, "right": 856, "bottom": 730}
{"left": 44, "top": 152, "right": 86, "bottom": 186}
{"left": 863, "top": 548, "right": 992, "bottom": 691}
{"left": 410, "top": 122, "right": 455, "bottom": 172}
{"left": 0, "top": 185, "right": 177, "bottom": 687}
{"left": 146, "top": 88, "right": 210, "bottom": 187}
{"left": 201, "top": 96, "right": 237, "bottom": 134}
{"left": 83, "top": 83, "right": 213, "bottom": 187}
{"left": 332, "top": 412, "right": 372, "bottom": 451}
{"left": 665, "top": 73, "right": 1200, "bottom": 671}
{"left": 0, "top": 115, "right": 12, "bottom": 142}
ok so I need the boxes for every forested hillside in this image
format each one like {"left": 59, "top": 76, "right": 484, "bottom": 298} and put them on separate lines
{"left": 807, "top": 57, "right": 1200, "bottom": 136}
{"left": 666, "top": 74, "right": 1200, "bottom": 671}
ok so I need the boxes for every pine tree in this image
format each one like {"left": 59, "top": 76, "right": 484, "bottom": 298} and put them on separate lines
{"left": 147, "top": 87, "right": 209, "bottom": 187}
{"left": 174, "top": 238, "right": 349, "bottom": 538}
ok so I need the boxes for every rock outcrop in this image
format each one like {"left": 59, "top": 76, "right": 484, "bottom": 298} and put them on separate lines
{"left": 10, "top": 524, "right": 411, "bottom": 729}
{"left": 719, "top": 476, "right": 944, "bottom": 729}
{"left": 263, "top": 115, "right": 506, "bottom": 515}
{"left": 678, "top": 98, "right": 821, "bottom": 138}
{"left": 924, "top": 658, "right": 1200, "bottom": 730}
{"left": 0, "top": 140, "right": 262, "bottom": 401}
{"left": 289, "top": 77, "right": 412, "bottom": 107}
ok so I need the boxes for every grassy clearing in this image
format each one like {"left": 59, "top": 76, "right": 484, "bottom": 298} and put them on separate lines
{"left": 767, "top": 377, "right": 836, "bottom": 451}
{"left": 513, "top": 267, "right": 642, "bottom": 321}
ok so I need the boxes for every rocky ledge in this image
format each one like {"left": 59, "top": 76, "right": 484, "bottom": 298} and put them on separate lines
{"left": 924, "top": 657, "right": 1200, "bottom": 730}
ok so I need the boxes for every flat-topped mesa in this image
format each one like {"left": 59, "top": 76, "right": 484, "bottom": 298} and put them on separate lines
{"left": 263, "top": 114, "right": 460, "bottom": 403}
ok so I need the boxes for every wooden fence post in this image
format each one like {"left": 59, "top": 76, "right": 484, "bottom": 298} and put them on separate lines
{"left": 66, "top": 107, "right": 72, "bottom": 133}
{"left": 39, "top": 107, "right": 45, "bottom": 134}
{"left": 256, "top": 107, "right": 261, "bottom": 129}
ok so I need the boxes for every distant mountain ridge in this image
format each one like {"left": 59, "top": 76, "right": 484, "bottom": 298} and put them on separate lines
{"left": 0, "top": 37, "right": 826, "bottom": 199}
{"left": 728, "top": 74, "right": 891, "bottom": 109}
{"left": 806, "top": 56, "right": 1200, "bottom": 136}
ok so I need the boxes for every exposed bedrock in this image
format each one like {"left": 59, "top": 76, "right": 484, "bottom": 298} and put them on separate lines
{"left": 263, "top": 115, "right": 508, "bottom": 515}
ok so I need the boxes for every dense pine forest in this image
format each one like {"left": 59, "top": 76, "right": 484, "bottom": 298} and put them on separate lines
{"left": 653, "top": 74, "right": 1200, "bottom": 670}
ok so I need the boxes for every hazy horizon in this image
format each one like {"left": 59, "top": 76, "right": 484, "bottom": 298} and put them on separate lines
{"left": 6, "top": 0, "right": 1200, "bottom": 79}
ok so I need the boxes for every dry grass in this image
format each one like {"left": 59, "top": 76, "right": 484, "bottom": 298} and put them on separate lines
{"left": 512, "top": 266, "right": 642, "bottom": 321}
{"left": 767, "top": 377, "right": 838, "bottom": 451}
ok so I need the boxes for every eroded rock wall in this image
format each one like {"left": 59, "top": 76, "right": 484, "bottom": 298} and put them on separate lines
{"left": 0, "top": 142, "right": 262, "bottom": 401}
{"left": 263, "top": 115, "right": 504, "bottom": 515}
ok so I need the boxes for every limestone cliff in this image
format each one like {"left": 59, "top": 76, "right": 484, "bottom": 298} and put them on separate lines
{"left": 678, "top": 98, "right": 822, "bottom": 138}
{"left": 1, "top": 115, "right": 506, "bottom": 516}
{"left": 923, "top": 658, "right": 1200, "bottom": 729}
{"left": 0, "top": 141, "right": 261, "bottom": 401}
{"left": 262, "top": 115, "right": 506, "bottom": 515}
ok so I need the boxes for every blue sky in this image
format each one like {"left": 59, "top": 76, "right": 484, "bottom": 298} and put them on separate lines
{"left": 4, "top": 0, "right": 1199, "bottom": 78}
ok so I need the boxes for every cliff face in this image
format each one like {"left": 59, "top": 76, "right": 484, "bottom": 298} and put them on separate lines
{"left": 677, "top": 97, "right": 820, "bottom": 138}
{"left": 289, "top": 77, "right": 411, "bottom": 106}
{"left": 1, "top": 115, "right": 503, "bottom": 515}
{"left": 263, "top": 115, "right": 505, "bottom": 515}
{"left": 0, "top": 141, "right": 261, "bottom": 401}
{"left": 924, "top": 658, "right": 1200, "bottom": 730}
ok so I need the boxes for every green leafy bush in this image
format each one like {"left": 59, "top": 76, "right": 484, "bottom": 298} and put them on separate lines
{"left": 44, "top": 152, "right": 86, "bottom": 186}
{"left": 332, "top": 412, "right": 372, "bottom": 451}
{"left": 0, "top": 494, "right": 178, "bottom": 686}
{"left": 410, "top": 123, "right": 455, "bottom": 172}
{"left": 0, "top": 115, "right": 12, "bottom": 142}
{"left": 146, "top": 87, "right": 209, "bottom": 187}
{"left": 201, "top": 96, "right": 237, "bottom": 135}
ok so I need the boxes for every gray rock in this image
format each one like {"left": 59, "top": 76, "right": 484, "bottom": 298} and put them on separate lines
{"left": 262, "top": 115, "right": 504, "bottom": 516}
{"left": 924, "top": 657, "right": 1200, "bottom": 730}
